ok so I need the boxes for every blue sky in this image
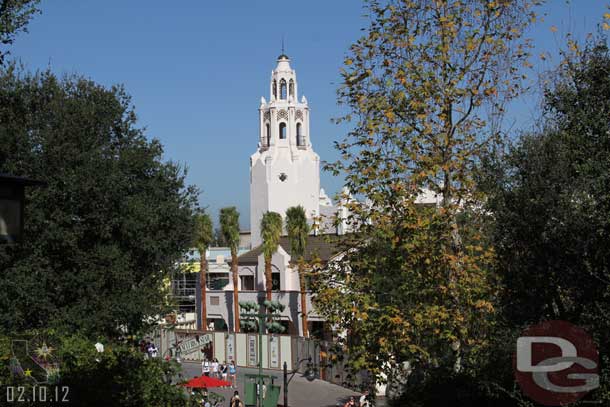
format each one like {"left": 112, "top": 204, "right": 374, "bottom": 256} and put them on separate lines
{"left": 10, "top": 1, "right": 608, "bottom": 227}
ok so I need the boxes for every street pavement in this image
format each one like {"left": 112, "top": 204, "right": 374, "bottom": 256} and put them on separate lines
{"left": 179, "top": 361, "right": 367, "bottom": 407}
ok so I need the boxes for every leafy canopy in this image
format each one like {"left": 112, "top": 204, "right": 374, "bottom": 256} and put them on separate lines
{"left": 219, "top": 207, "right": 240, "bottom": 251}
{"left": 0, "top": 0, "right": 40, "bottom": 65}
{"left": 285, "top": 206, "right": 309, "bottom": 260}
{"left": 0, "top": 66, "right": 198, "bottom": 337}
{"left": 261, "top": 211, "right": 282, "bottom": 260}
{"left": 194, "top": 212, "right": 214, "bottom": 253}
{"left": 314, "top": 0, "right": 541, "bottom": 395}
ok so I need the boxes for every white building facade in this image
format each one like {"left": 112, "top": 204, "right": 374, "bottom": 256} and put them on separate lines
{"left": 250, "top": 54, "right": 335, "bottom": 247}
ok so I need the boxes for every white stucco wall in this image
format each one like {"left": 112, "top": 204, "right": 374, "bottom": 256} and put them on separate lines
{"left": 250, "top": 55, "right": 322, "bottom": 248}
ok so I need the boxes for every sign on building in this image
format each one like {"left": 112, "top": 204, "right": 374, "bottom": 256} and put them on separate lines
{"left": 269, "top": 335, "right": 280, "bottom": 368}
{"left": 226, "top": 333, "right": 235, "bottom": 362}
{"left": 179, "top": 334, "right": 213, "bottom": 356}
{"left": 248, "top": 335, "right": 257, "bottom": 367}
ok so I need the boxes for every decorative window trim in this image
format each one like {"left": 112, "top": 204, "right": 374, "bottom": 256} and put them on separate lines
{"left": 277, "top": 109, "right": 289, "bottom": 120}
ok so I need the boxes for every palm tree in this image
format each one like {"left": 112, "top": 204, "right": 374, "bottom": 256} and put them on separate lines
{"left": 286, "top": 206, "right": 310, "bottom": 337}
{"left": 260, "top": 211, "right": 283, "bottom": 301}
{"left": 194, "top": 213, "right": 214, "bottom": 331}
{"left": 220, "top": 207, "right": 241, "bottom": 333}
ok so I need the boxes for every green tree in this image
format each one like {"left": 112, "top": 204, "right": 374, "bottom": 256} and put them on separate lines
{"left": 483, "top": 37, "right": 610, "bottom": 403}
{"left": 194, "top": 213, "right": 213, "bottom": 330}
{"left": 286, "top": 206, "right": 310, "bottom": 337}
{"left": 0, "top": 0, "right": 40, "bottom": 65}
{"left": 0, "top": 331, "right": 189, "bottom": 407}
{"left": 220, "top": 207, "right": 240, "bottom": 332}
{"left": 0, "top": 67, "right": 198, "bottom": 337}
{"left": 314, "top": 0, "right": 540, "bottom": 401}
{"left": 260, "top": 211, "right": 282, "bottom": 302}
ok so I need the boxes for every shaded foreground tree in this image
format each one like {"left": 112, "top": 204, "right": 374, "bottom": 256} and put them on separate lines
{"left": 260, "top": 211, "right": 282, "bottom": 301}
{"left": 312, "top": 0, "right": 540, "bottom": 403}
{"left": 483, "top": 37, "right": 610, "bottom": 404}
{"left": 285, "top": 206, "right": 310, "bottom": 337}
{"left": 0, "top": 0, "right": 40, "bottom": 65}
{"left": 0, "top": 331, "right": 190, "bottom": 407}
{"left": 220, "top": 206, "right": 240, "bottom": 332}
{"left": 0, "top": 66, "right": 198, "bottom": 337}
{"left": 194, "top": 213, "right": 213, "bottom": 330}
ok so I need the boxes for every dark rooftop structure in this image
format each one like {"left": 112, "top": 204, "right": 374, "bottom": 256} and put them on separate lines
{"left": 237, "top": 234, "right": 343, "bottom": 265}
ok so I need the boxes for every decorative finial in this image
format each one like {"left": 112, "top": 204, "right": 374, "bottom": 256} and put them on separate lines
{"left": 282, "top": 35, "right": 285, "bottom": 55}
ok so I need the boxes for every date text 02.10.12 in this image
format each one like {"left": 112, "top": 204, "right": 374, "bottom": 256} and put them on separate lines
{"left": 5, "top": 385, "right": 70, "bottom": 403}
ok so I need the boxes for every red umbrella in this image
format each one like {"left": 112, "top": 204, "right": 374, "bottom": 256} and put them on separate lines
{"left": 181, "top": 375, "right": 231, "bottom": 388}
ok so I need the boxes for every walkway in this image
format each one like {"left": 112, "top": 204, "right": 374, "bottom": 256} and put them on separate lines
{"left": 181, "top": 361, "right": 365, "bottom": 407}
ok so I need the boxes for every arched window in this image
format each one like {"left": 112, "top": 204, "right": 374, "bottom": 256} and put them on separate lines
{"left": 272, "top": 80, "right": 277, "bottom": 99}
{"left": 279, "top": 122, "right": 287, "bottom": 140}
{"left": 280, "top": 79, "right": 287, "bottom": 99}
{"left": 296, "top": 122, "right": 303, "bottom": 146}
{"left": 265, "top": 123, "right": 270, "bottom": 146}
{"left": 289, "top": 79, "right": 294, "bottom": 98}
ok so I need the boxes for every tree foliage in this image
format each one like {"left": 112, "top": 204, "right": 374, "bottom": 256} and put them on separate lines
{"left": 313, "top": 0, "right": 540, "bottom": 400}
{"left": 220, "top": 206, "right": 241, "bottom": 332}
{"left": 286, "top": 206, "right": 310, "bottom": 337}
{"left": 0, "top": 330, "right": 189, "bottom": 407}
{"left": 0, "top": 66, "right": 198, "bottom": 337}
{"left": 0, "top": 0, "right": 40, "bottom": 65}
{"left": 285, "top": 206, "right": 309, "bottom": 259}
{"left": 261, "top": 211, "right": 282, "bottom": 301}
{"left": 484, "top": 36, "right": 610, "bottom": 403}
{"left": 194, "top": 212, "right": 213, "bottom": 329}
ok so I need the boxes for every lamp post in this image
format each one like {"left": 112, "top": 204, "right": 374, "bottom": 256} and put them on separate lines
{"left": 283, "top": 357, "right": 316, "bottom": 407}
{"left": 239, "top": 300, "right": 285, "bottom": 407}
{"left": 0, "top": 174, "right": 44, "bottom": 244}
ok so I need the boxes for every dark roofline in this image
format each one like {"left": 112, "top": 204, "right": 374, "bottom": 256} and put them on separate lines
{"left": 0, "top": 174, "right": 46, "bottom": 187}
{"left": 237, "top": 234, "right": 344, "bottom": 265}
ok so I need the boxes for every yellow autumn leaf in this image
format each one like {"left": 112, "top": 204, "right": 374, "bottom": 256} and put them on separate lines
{"left": 603, "top": 22, "right": 610, "bottom": 31}
{"left": 550, "top": 25, "right": 558, "bottom": 33}
{"left": 604, "top": 12, "right": 610, "bottom": 20}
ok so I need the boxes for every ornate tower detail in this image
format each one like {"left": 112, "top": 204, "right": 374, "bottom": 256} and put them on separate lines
{"left": 250, "top": 54, "right": 320, "bottom": 247}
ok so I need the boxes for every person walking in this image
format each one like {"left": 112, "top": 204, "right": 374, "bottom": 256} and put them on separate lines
{"left": 342, "top": 396, "right": 356, "bottom": 407}
{"left": 229, "top": 390, "right": 244, "bottom": 407}
{"left": 228, "top": 360, "right": 237, "bottom": 388}
{"left": 220, "top": 361, "right": 228, "bottom": 383}
{"left": 211, "top": 358, "right": 219, "bottom": 378}
{"left": 359, "top": 390, "right": 370, "bottom": 407}
{"left": 201, "top": 357, "right": 211, "bottom": 376}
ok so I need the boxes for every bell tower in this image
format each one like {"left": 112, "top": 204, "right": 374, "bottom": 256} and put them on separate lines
{"left": 250, "top": 54, "right": 321, "bottom": 247}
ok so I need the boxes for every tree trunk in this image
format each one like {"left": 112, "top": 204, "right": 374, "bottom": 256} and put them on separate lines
{"left": 232, "top": 248, "right": 240, "bottom": 333}
{"left": 265, "top": 255, "right": 273, "bottom": 301}
{"left": 200, "top": 252, "right": 208, "bottom": 331}
{"left": 299, "top": 259, "right": 309, "bottom": 338}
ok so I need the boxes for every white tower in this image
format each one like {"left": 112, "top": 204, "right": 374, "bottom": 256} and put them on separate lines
{"left": 250, "top": 54, "right": 320, "bottom": 247}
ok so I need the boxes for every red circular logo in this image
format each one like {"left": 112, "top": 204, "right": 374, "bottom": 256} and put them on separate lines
{"left": 514, "top": 320, "right": 599, "bottom": 406}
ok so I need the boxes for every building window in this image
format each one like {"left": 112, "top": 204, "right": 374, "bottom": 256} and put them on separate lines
{"left": 280, "top": 79, "right": 287, "bottom": 99}
{"left": 289, "top": 79, "right": 294, "bottom": 97}
{"left": 296, "top": 122, "right": 303, "bottom": 146}
{"left": 273, "top": 80, "right": 277, "bottom": 99}
{"left": 240, "top": 275, "right": 255, "bottom": 290}
{"left": 279, "top": 122, "right": 286, "bottom": 140}
{"left": 207, "top": 273, "right": 229, "bottom": 290}
{"left": 272, "top": 272, "right": 281, "bottom": 291}
{"left": 265, "top": 123, "right": 270, "bottom": 146}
